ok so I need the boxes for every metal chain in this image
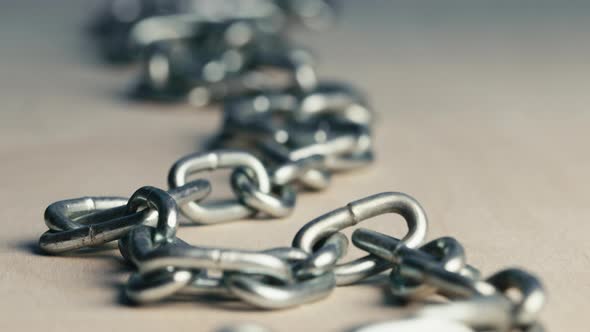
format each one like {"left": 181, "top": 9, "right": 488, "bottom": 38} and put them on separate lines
{"left": 39, "top": 1, "right": 545, "bottom": 331}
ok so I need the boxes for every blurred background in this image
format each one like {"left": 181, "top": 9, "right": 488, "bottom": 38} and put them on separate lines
{"left": 1, "top": 0, "right": 589, "bottom": 331}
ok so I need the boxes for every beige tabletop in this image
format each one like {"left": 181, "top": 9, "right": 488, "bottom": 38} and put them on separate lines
{"left": 1, "top": 1, "right": 588, "bottom": 331}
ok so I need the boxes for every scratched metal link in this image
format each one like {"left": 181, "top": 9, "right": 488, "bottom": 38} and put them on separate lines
{"left": 34, "top": 1, "right": 548, "bottom": 329}
{"left": 39, "top": 180, "right": 211, "bottom": 254}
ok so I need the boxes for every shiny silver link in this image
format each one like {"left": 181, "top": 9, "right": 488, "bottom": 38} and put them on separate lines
{"left": 121, "top": 228, "right": 294, "bottom": 303}
{"left": 352, "top": 228, "right": 486, "bottom": 299}
{"left": 485, "top": 268, "right": 546, "bottom": 327}
{"left": 292, "top": 232, "right": 348, "bottom": 278}
{"left": 296, "top": 82, "right": 373, "bottom": 126}
{"left": 126, "top": 186, "right": 180, "bottom": 244}
{"left": 168, "top": 150, "right": 271, "bottom": 224}
{"left": 122, "top": 225, "right": 346, "bottom": 308}
{"left": 331, "top": 257, "right": 392, "bottom": 286}
{"left": 217, "top": 83, "right": 374, "bottom": 187}
{"left": 260, "top": 127, "right": 373, "bottom": 173}
{"left": 354, "top": 232, "right": 546, "bottom": 327}
{"left": 287, "top": 128, "right": 370, "bottom": 162}
{"left": 293, "top": 192, "right": 428, "bottom": 285}
{"left": 221, "top": 83, "right": 371, "bottom": 147}
{"left": 137, "top": 244, "right": 294, "bottom": 283}
{"left": 44, "top": 196, "right": 128, "bottom": 231}
{"left": 38, "top": 180, "right": 211, "bottom": 254}
{"left": 352, "top": 228, "right": 471, "bottom": 299}
{"left": 231, "top": 167, "right": 296, "bottom": 218}
{"left": 119, "top": 226, "right": 308, "bottom": 303}
{"left": 119, "top": 224, "right": 187, "bottom": 268}
{"left": 122, "top": 230, "right": 311, "bottom": 304}
{"left": 126, "top": 267, "right": 232, "bottom": 304}
{"left": 389, "top": 239, "right": 474, "bottom": 299}
{"left": 123, "top": 233, "right": 311, "bottom": 304}
{"left": 224, "top": 233, "right": 344, "bottom": 309}
{"left": 225, "top": 270, "right": 336, "bottom": 309}
{"left": 126, "top": 268, "right": 199, "bottom": 303}
{"left": 270, "top": 155, "right": 331, "bottom": 191}
{"left": 398, "top": 259, "right": 491, "bottom": 299}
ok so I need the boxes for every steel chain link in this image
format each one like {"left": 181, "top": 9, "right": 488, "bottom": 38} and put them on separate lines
{"left": 38, "top": 1, "right": 545, "bottom": 331}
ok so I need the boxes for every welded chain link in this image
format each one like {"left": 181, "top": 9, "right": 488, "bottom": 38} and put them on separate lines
{"left": 37, "top": 1, "right": 546, "bottom": 331}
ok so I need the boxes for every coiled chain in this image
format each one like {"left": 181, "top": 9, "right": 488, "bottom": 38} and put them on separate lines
{"left": 39, "top": 1, "right": 545, "bottom": 331}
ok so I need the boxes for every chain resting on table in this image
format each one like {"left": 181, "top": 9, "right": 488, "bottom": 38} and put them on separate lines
{"left": 37, "top": 1, "right": 546, "bottom": 331}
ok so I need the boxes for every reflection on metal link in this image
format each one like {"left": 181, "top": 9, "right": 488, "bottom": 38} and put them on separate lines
{"left": 351, "top": 228, "right": 477, "bottom": 299}
{"left": 120, "top": 220, "right": 344, "bottom": 308}
{"left": 166, "top": 82, "right": 374, "bottom": 225}
{"left": 33, "top": 2, "right": 548, "bottom": 329}
{"left": 231, "top": 167, "right": 296, "bottom": 218}
{"left": 216, "top": 82, "right": 374, "bottom": 177}
{"left": 270, "top": 155, "right": 331, "bottom": 191}
{"left": 225, "top": 270, "right": 336, "bottom": 309}
{"left": 293, "top": 192, "right": 429, "bottom": 285}
{"left": 224, "top": 232, "right": 347, "bottom": 309}
{"left": 352, "top": 227, "right": 496, "bottom": 299}
{"left": 220, "top": 82, "right": 372, "bottom": 143}
{"left": 168, "top": 150, "right": 271, "bottom": 224}
{"left": 39, "top": 180, "right": 211, "bottom": 254}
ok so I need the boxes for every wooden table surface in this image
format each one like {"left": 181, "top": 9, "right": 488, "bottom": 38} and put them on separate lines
{"left": 1, "top": 1, "right": 588, "bottom": 331}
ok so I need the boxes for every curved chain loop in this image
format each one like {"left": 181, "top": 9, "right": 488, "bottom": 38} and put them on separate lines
{"left": 292, "top": 192, "right": 429, "bottom": 285}
{"left": 38, "top": 180, "right": 210, "bottom": 254}
{"left": 222, "top": 233, "right": 346, "bottom": 309}
{"left": 121, "top": 224, "right": 294, "bottom": 303}
{"left": 270, "top": 155, "right": 331, "bottom": 191}
{"left": 230, "top": 166, "right": 297, "bottom": 218}
{"left": 221, "top": 83, "right": 372, "bottom": 146}
{"left": 168, "top": 150, "right": 271, "bottom": 224}
{"left": 351, "top": 228, "right": 475, "bottom": 299}
{"left": 120, "top": 222, "right": 346, "bottom": 309}
{"left": 224, "top": 270, "right": 336, "bottom": 309}
{"left": 485, "top": 268, "right": 546, "bottom": 327}
{"left": 258, "top": 126, "right": 373, "bottom": 173}
{"left": 291, "top": 232, "right": 348, "bottom": 279}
